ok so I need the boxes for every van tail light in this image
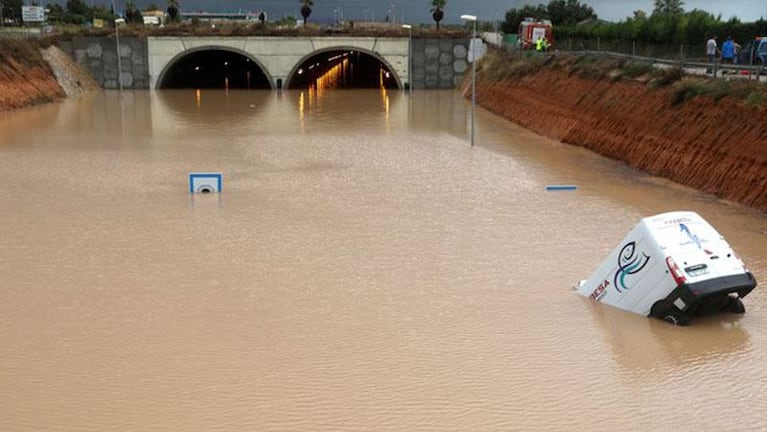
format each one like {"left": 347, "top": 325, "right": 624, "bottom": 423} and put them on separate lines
{"left": 666, "top": 256, "right": 687, "bottom": 286}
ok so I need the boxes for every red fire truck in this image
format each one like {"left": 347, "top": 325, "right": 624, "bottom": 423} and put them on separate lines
{"left": 518, "top": 18, "right": 553, "bottom": 50}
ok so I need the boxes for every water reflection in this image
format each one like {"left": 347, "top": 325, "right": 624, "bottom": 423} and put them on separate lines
{"left": 585, "top": 298, "right": 751, "bottom": 372}
{"left": 155, "top": 89, "right": 274, "bottom": 127}
{"left": 153, "top": 89, "right": 410, "bottom": 138}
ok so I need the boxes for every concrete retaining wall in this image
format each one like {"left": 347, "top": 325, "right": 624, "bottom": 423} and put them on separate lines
{"left": 412, "top": 38, "right": 469, "bottom": 89}
{"left": 58, "top": 36, "right": 150, "bottom": 90}
{"left": 59, "top": 36, "right": 468, "bottom": 90}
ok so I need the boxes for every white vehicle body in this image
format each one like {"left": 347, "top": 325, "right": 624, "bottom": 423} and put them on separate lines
{"left": 576, "top": 211, "right": 757, "bottom": 324}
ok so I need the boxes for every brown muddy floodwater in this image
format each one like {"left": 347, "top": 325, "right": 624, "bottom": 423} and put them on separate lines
{"left": 1, "top": 89, "right": 766, "bottom": 431}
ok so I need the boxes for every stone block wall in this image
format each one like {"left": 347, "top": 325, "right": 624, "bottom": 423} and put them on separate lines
{"left": 412, "top": 38, "right": 469, "bottom": 89}
{"left": 58, "top": 36, "right": 150, "bottom": 89}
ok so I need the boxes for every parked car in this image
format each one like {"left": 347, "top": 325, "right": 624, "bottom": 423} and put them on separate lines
{"left": 738, "top": 36, "right": 767, "bottom": 65}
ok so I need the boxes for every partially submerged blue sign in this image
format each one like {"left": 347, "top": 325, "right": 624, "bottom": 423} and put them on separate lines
{"left": 189, "top": 172, "right": 223, "bottom": 194}
{"left": 546, "top": 184, "right": 578, "bottom": 191}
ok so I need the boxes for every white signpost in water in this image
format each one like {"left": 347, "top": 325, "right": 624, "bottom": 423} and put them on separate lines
{"left": 461, "top": 14, "right": 478, "bottom": 147}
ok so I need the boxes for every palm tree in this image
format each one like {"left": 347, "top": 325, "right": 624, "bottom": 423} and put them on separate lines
{"left": 166, "top": 0, "right": 180, "bottom": 23}
{"left": 431, "top": 0, "right": 446, "bottom": 31}
{"left": 653, "top": 0, "right": 684, "bottom": 16}
{"left": 300, "top": 0, "right": 313, "bottom": 26}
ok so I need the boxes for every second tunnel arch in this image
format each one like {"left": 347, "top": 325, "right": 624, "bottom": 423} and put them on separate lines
{"left": 285, "top": 47, "right": 404, "bottom": 90}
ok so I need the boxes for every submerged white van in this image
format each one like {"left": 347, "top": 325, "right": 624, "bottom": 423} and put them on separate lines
{"left": 575, "top": 211, "right": 757, "bottom": 325}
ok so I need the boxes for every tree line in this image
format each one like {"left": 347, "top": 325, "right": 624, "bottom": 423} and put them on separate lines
{"left": 501, "top": 0, "right": 767, "bottom": 46}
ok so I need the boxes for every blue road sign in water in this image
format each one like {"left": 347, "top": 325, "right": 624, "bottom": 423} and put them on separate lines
{"left": 546, "top": 185, "right": 578, "bottom": 191}
{"left": 189, "top": 172, "right": 223, "bottom": 194}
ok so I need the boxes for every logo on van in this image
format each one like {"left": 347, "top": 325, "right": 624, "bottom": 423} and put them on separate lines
{"left": 613, "top": 242, "right": 650, "bottom": 293}
{"left": 679, "top": 223, "right": 702, "bottom": 249}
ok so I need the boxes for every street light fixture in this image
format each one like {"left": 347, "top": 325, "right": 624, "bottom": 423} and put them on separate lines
{"left": 402, "top": 24, "right": 412, "bottom": 92}
{"left": 114, "top": 16, "right": 125, "bottom": 92}
{"left": 460, "top": 14, "right": 477, "bottom": 147}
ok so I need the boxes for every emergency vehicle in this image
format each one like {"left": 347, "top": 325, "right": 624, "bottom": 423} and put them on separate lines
{"left": 517, "top": 18, "right": 553, "bottom": 51}
{"left": 575, "top": 211, "right": 757, "bottom": 326}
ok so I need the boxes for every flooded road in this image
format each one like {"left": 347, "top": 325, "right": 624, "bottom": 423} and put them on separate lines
{"left": 1, "top": 89, "right": 765, "bottom": 431}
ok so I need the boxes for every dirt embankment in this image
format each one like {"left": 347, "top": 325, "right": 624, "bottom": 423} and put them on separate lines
{"left": 0, "top": 40, "right": 65, "bottom": 111}
{"left": 473, "top": 63, "right": 767, "bottom": 213}
{"left": 0, "top": 39, "right": 97, "bottom": 112}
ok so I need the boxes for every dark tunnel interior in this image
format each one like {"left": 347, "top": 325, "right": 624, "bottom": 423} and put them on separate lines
{"left": 159, "top": 50, "right": 271, "bottom": 89}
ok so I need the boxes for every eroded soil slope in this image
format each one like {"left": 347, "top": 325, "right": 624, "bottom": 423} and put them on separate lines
{"left": 0, "top": 40, "right": 65, "bottom": 111}
{"left": 475, "top": 68, "right": 767, "bottom": 212}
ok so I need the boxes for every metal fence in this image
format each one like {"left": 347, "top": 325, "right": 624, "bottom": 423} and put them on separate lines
{"left": 496, "top": 36, "right": 766, "bottom": 81}
{"left": 565, "top": 49, "right": 766, "bottom": 81}
{"left": 557, "top": 39, "right": 710, "bottom": 60}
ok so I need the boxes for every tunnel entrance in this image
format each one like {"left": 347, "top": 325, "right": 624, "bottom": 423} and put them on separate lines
{"left": 288, "top": 50, "right": 399, "bottom": 90}
{"left": 159, "top": 49, "right": 271, "bottom": 89}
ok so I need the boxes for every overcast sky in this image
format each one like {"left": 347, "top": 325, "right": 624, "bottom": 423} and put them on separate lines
{"left": 96, "top": 1, "right": 766, "bottom": 23}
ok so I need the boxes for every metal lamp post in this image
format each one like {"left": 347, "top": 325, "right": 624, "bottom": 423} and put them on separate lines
{"left": 460, "top": 14, "right": 477, "bottom": 147}
{"left": 114, "top": 19, "right": 124, "bottom": 92}
{"left": 112, "top": 0, "right": 123, "bottom": 92}
{"left": 402, "top": 24, "right": 412, "bottom": 92}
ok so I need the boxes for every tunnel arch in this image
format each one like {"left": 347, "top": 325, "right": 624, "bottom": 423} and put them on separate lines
{"left": 285, "top": 46, "right": 403, "bottom": 90}
{"left": 156, "top": 46, "right": 274, "bottom": 90}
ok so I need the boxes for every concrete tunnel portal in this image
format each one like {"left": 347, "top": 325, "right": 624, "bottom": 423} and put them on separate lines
{"left": 157, "top": 47, "right": 401, "bottom": 90}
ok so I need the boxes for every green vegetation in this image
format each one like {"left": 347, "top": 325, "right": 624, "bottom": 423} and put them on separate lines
{"left": 124, "top": 1, "right": 144, "bottom": 25}
{"left": 166, "top": 0, "right": 180, "bottom": 23}
{"left": 502, "top": 0, "right": 596, "bottom": 33}
{"left": 1, "top": 0, "right": 23, "bottom": 24}
{"left": 44, "top": 1, "right": 114, "bottom": 26}
{"left": 668, "top": 78, "right": 763, "bottom": 105}
{"left": 38, "top": 19, "right": 468, "bottom": 40}
{"left": 614, "top": 61, "right": 655, "bottom": 79}
{"left": 645, "top": 67, "right": 684, "bottom": 88}
{"left": 653, "top": 0, "right": 685, "bottom": 17}
{"left": 557, "top": 11, "right": 767, "bottom": 47}
{"left": 477, "top": 49, "right": 546, "bottom": 82}
{"left": 1, "top": 0, "right": 178, "bottom": 26}
{"left": 431, "top": 0, "right": 446, "bottom": 31}
{"left": 745, "top": 91, "right": 764, "bottom": 107}
{"left": 300, "top": 0, "right": 313, "bottom": 27}
{"left": 477, "top": 49, "right": 767, "bottom": 107}
{"left": 0, "top": 38, "right": 53, "bottom": 67}
{"left": 502, "top": 0, "right": 767, "bottom": 48}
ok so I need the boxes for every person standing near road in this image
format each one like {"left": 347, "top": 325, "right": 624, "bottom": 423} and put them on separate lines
{"left": 706, "top": 36, "right": 718, "bottom": 62}
{"left": 721, "top": 36, "right": 735, "bottom": 64}
{"left": 721, "top": 36, "right": 735, "bottom": 75}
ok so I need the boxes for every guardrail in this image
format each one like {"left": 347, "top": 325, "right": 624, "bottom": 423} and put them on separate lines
{"left": 0, "top": 28, "right": 43, "bottom": 39}
{"left": 568, "top": 50, "right": 765, "bottom": 81}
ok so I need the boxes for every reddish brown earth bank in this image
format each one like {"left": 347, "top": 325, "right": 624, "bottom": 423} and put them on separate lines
{"left": 0, "top": 40, "right": 65, "bottom": 111}
{"left": 474, "top": 66, "right": 767, "bottom": 213}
